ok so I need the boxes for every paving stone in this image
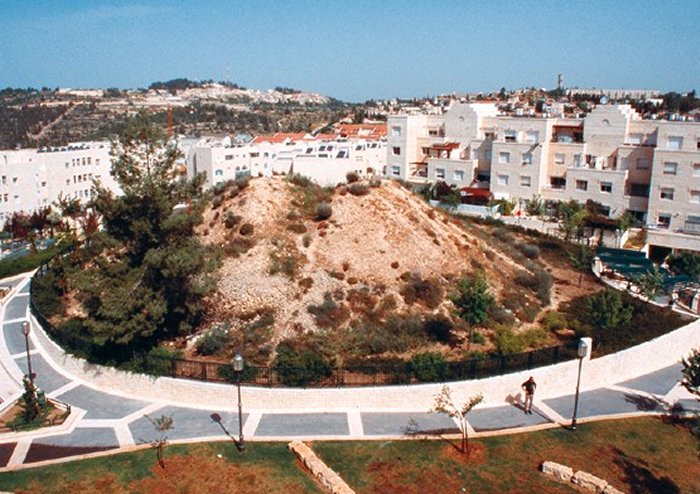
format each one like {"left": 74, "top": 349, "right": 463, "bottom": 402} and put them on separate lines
{"left": 33, "top": 427, "right": 119, "bottom": 448}
{"left": 469, "top": 404, "right": 551, "bottom": 432}
{"left": 3, "top": 321, "right": 34, "bottom": 355}
{"left": 55, "top": 385, "right": 149, "bottom": 420}
{"left": 256, "top": 413, "right": 348, "bottom": 437}
{"left": 617, "top": 364, "right": 682, "bottom": 396}
{"left": 674, "top": 399, "right": 700, "bottom": 412}
{"left": 544, "top": 388, "right": 662, "bottom": 419}
{"left": 3, "top": 297, "right": 26, "bottom": 321}
{"left": 129, "top": 405, "right": 247, "bottom": 444}
{"left": 18, "top": 282, "right": 30, "bottom": 294}
{"left": 361, "top": 412, "right": 457, "bottom": 436}
{"left": 13, "top": 355, "right": 72, "bottom": 394}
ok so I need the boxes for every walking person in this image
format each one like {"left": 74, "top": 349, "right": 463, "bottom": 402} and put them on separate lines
{"left": 522, "top": 376, "right": 536, "bottom": 414}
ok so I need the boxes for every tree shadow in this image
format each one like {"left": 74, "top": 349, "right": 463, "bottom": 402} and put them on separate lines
{"left": 612, "top": 447, "right": 680, "bottom": 494}
{"left": 623, "top": 393, "right": 664, "bottom": 412}
{"left": 402, "top": 418, "right": 462, "bottom": 452}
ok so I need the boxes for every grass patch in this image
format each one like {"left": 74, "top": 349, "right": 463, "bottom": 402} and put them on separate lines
{"left": 0, "top": 442, "right": 321, "bottom": 493}
{"left": 314, "top": 417, "right": 700, "bottom": 494}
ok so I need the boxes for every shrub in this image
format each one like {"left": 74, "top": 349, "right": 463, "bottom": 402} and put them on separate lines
{"left": 348, "top": 183, "right": 370, "bottom": 196}
{"left": 302, "top": 233, "right": 312, "bottom": 248}
{"left": 212, "top": 195, "right": 224, "bottom": 209}
{"left": 519, "top": 243, "right": 541, "bottom": 259}
{"left": 287, "top": 174, "right": 314, "bottom": 188}
{"left": 287, "top": 223, "right": 308, "bottom": 234}
{"left": 493, "top": 325, "right": 524, "bottom": 354}
{"left": 540, "top": 310, "right": 568, "bottom": 332}
{"left": 315, "top": 202, "right": 333, "bottom": 220}
{"left": 346, "top": 171, "right": 360, "bottom": 183}
{"left": 489, "top": 307, "right": 516, "bottom": 326}
{"left": 534, "top": 268, "right": 553, "bottom": 305}
{"left": 424, "top": 316, "right": 454, "bottom": 344}
{"left": 223, "top": 212, "right": 241, "bottom": 229}
{"left": 410, "top": 352, "right": 448, "bottom": 382}
{"left": 369, "top": 177, "right": 382, "bottom": 188}
{"left": 307, "top": 293, "right": 350, "bottom": 328}
{"left": 224, "top": 236, "right": 255, "bottom": 257}
{"left": 272, "top": 343, "right": 332, "bottom": 387}
{"left": 355, "top": 315, "right": 425, "bottom": 354}
{"left": 493, "top": 228, "right": 514, "bottom": 244}
{"left": 239, "top": 223, "right": 255, "bottom": 236}
{"left": 234, "top": 176, "right": 250, "bottom": 190}
{"left": 286, "top": 211, "right": 301, "bottom": 221}
{"left": 514, "top": 270, "right": 537, "bottom": 289}
{"left": 228, "top": 185, "right": 240, "bottom": 199}
{"left": 400, "top": 275, "right": 444, "bottom": 309}
{"left": 196, "top": 325, "right": 230, "bottom": 356}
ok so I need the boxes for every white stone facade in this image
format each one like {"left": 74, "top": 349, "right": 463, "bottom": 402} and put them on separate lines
{"left": 389, "top": 103, "right": 700, "bottom": 254}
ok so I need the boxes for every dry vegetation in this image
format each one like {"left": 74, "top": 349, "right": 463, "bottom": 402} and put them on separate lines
{"left": 187, "top": 176, "right": 598, "bottom": 366}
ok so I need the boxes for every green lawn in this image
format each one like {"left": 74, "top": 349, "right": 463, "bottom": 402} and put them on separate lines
{"left": 313, "top": 417, "right": 700, "bottom": 494}
{"left": 0, "top": 418, "right": 697, "bottom": 493}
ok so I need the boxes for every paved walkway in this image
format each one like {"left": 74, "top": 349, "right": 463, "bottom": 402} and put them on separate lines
{"left": 0, "top": 273, "right": 697, "bottom": 470}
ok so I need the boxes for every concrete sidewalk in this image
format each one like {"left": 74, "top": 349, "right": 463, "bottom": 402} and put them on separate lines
{"left": 0, "top": 273, "right": 697, "bottom": 470}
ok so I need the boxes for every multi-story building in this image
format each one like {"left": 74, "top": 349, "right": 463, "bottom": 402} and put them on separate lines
{"left": 0, "top": 142, "right": 118, "bottom": 226}
{"left": 388, "top": 103, "right": 700, "bottom": 256}
{"left": 186, "top": 132, "right": 386, "bottom": 188}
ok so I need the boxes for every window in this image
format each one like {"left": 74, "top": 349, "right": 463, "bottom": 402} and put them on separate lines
{"left": 522, "top": 153, "right": 532, "bottom": 165}
{"left": 499, "top": 152, "right": 511, "bottom": 164}
{"left": 690, "top": 190, "right": 700, "bottom": 204}
{"left": 391, "top": 165, "right": 401, "bottom": 176}
{"left": 667, "top": 136, "right": 683, "bottom": 150}
{"left": 554, "top": 154, "right": 565, "bottom": 165}
{"left": 505, "top": 130, "right": 517, "bottom": 143}
{"left": 1, "top": 176, "right": 4, "bottom": 184}
{"left": 628, "top": 133, "right": 643, "bottom": 145}
{"left": 391, "top": 126, "right": 401, "bottom": 137}
{"left": 600, "top": 182, "right": 613, "bottom": 193}
{"left": 657, "top": 213, "right": 671, "bottom": 229}
{"left": 225, "top": 155, "right": 233, "bottom": 160}
{"left": 41, "top": 181, "right": 46, "bottom": 187}
{"left": 95, "top": 159, "right": 100, "bottom": 166}
{"left": 694, "top": 164, "right": 700, "bottom": 177}
{"left": 599, "top": 206, "right": 611, "bottom": 217}
{"left": 66, "top": 179, "right": 70, "bottom": 185}
{"left": 525, "top": 131, "right": 539, "bottom": 144}
{"left": 575, "top": 180, "right": 588, "bottom": 191}
{"left": 660, "top": 187, "right": 675, "bottom": 200}
{"left": 550, "top": 176, "right": 566, "bottom": 189}
{"left": 65, "top": 162, "right": 69, "bottom": 169}
{"left": 497, "top": 174, "right": 509, "bottom": 186}
{"left": 215, "top": 169, "right": 224, "bottom": 176}
{"left": 484, "top": 132, "right": 496, "bottom": 141}
{"left": 421, "top": 147, "right": 430, "bottom": 155}
{"left": 636, "top": 158, "right": 649, "bottom": 170}
{"left": 629, "top": 183, "right": 650, "bottom": 197}
{"left": 520, "top": 175, "right": 531, "bottom": 187}
{"left": 392, "top": 146, "right": 401, "bottom": 156}
{"left": 12, "top": 177, "right": 17, "bottom": 184}
{"left": 87, "top": 157, "right": 91, "bottom": 165}
{"left": 453, "top": 170, "right": 464, "bottom": 181}
{"left": 435, "top": 168, "right": 445, "bottom": 179}
{"left": 663, "top": 162, "right": 678, "bottom": 175}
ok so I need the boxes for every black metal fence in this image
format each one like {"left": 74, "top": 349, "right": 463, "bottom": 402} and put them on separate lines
{"left": 30, "top": 258, "right": 580, "bottom": 388}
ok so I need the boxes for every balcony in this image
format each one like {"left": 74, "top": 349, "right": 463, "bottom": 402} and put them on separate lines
{"left": 681, "top": 222, "right": 700, "bottom": 236}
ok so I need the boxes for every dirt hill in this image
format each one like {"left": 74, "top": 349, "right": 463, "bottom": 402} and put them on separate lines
{"left": 194, "top": 177, "right": 552, "bottom": 362}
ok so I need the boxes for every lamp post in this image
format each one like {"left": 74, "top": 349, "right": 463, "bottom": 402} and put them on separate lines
{"left": 571, "top": 339, "right": 589, "bottom": 431}
{"left": 21, "top": 321, "right": 35, "bottom": 386}
{"left": 233, "top": 353, "right": 246, "bottom": 452}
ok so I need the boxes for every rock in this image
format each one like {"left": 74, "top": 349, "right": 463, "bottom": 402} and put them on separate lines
{"left": 603, "top": 485, "right": 625, "bottom": 494}
{"left": 573, "top": 470, "right": 608, "bottom": 493}
{"left": 541, "top": 461, "right": 574, "bottom": 483}
{"left": 288, "top": 440, "right": 355, "bottom": 494}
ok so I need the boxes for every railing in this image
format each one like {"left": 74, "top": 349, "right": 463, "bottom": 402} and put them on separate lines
{"left": 30, "top": 253, "right": 580, "bottom": 388}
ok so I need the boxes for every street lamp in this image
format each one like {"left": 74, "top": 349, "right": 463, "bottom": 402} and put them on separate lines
{"left": 233, "top": 353, "right": 246, "bottom": 452}
{"left": 21, "top": 321, "right": 35, "bottom": 386}
{"left": 571, "top": 339, "right": 589, "bottom": 430}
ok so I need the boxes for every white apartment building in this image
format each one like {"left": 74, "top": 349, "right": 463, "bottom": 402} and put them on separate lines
{"left": 186, "top": 134, "right": 386, "bottom": 188}
{"left": 0, "top": 142, "right": 118, "bottom": 226}
{"left": 389, "top": 103, "right": 700, "bottom": 256}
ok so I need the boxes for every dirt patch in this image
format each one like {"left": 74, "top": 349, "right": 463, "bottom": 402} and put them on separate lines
{"left": 364, "top": 458, "right": 464, "bottom": 494}
{"left": 24, "top": 444, "right": 116, "bottom": 464}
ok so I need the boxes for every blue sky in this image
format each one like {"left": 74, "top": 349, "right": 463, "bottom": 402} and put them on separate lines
{"left": 1, "top": 0, "right": 698, "bottom": 102}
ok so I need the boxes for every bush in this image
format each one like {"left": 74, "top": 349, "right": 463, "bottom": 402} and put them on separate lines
{"left": 196, "top": 325, "right": 230, "bottom": 356}
{"left": 493, "top": 325, "right": 524, "bottom": 354}
{"left": 224, "top": 236, "right": 256, "bottom": 257}
{"left": 493, "top": 228, "right": 514, "bottom": 244}
{"left": 424, "top": 316, "right": 454, "bottom": 344}
{"left": 346, "top": 171, "right": 360, "bottom": 183}
{"left": 223, "top": 212, "right": 241, "bottom": 229}
{"left": 540, "top": 310, "right": 567, "bottom": 332}
{"left": 369, "top": 177, "right": 382, "bottom": 188}
{"left": 272, "top": 343, "right": 332, "bottom": 387}
{"left": 239, "top": 223, "right": 255, "bottom": 236}
{"left": 355, "top": 315, "right": 425, "bottom": 354}
{"left": 534, "top": 268, "right": 553, "bottom": 305}
{"left": 489, "top": 307, "right": 516, "bottom": 325}
{"left": 409, "top": 352, "right": 448, "bottom": 382}
{"left": 307, "top": 293, "right": 350, "bottom": 328}
{"left": 400, "top": 275, "right": 444, "bottom": 309}
{"left": 287, "top": 223, "right": 308, "bottom": 234}
{"left": 348, "top": 183, "right": 370, "bottom": 196}
{"left": 287, "top": 174, "right": 314, "bottom": 188}
{"left": 212, "top": 195, "right": 224, "bottom": 209}
{"left": 519, "top": 243, "right": 540, "bottom": 259}
{"left": 315, "top": 202, "right": 333, "bottom": 220}
{"left": 302, "top": 234, "right": 312, "bottom": 248}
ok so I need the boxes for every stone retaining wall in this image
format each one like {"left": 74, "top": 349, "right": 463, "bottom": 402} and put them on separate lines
{"left": 288, "top": 440, "right": 355, "bottom": 494}
{"left": 542, "top": 461, "right": 624, "bottom": 493}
